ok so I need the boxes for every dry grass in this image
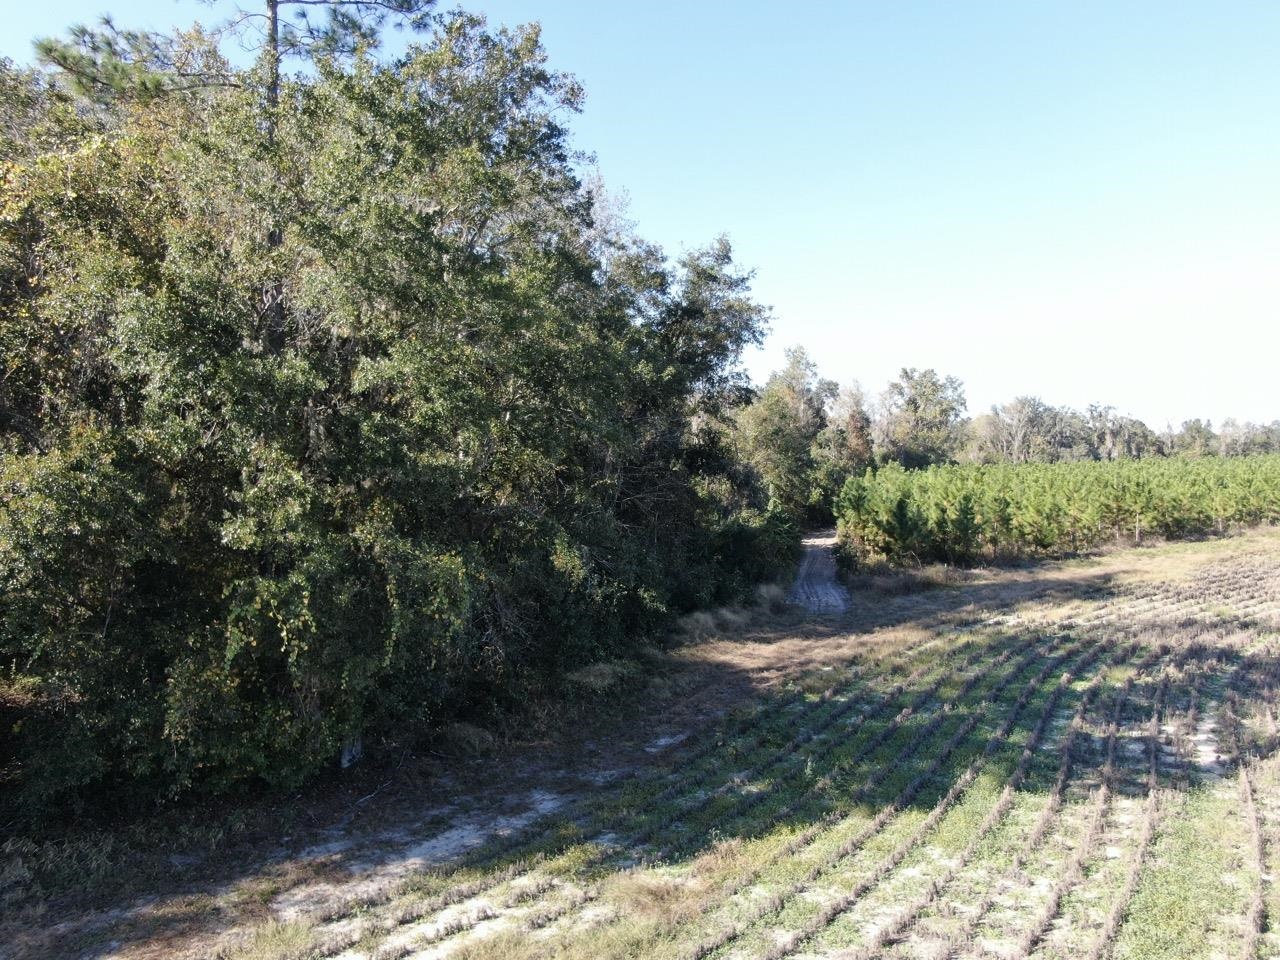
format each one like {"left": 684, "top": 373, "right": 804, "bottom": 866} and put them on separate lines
{"left": 563, "top": 660, "right": 642, "bottom": 696}
{"left": 606, "top": 870, "right": 706, "bottom": 924}
{"left": 847, "top": 562, "right": 979, "bottom": 596}
{"left": 441, "top": 723, "right": 498, "bottom": 757}
{"left": 227, "top": 920, "right": 314, "bottom": 960}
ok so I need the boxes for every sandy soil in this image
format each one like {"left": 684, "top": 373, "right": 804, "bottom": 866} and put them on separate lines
{"left": 786, "top": 530, "right": 851, "bottom": 614}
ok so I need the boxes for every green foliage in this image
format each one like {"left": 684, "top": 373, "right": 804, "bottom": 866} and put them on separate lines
{"left": 734, "top": 347, "right": 871, "bottom": 523}
{"left": 708, "top": 508, "right": 801, "bottom": 598}
{"left": 34, "top": 2, "right": 436, "bottom": 103}
{"left": 875, "top": 367, "right": 967, "bottom": 468}
{"left": 964, "top": 400, "right": 1249, "bottom": 465}
{"left": 0, "top": 14, "right": 795, "bottom": 823}
{"left": 835, "top": 456, "right": 1280, "bottom": 566}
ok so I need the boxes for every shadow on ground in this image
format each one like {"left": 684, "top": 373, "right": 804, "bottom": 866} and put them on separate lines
{"left": 7, "top": 543, "right": 1280, "bottom": 960}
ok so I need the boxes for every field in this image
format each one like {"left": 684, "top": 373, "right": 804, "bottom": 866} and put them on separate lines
{"left": 10, "top": 529, "right": 1280, "bottom": 960}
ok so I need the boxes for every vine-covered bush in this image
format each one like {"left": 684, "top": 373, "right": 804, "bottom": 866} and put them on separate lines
{"left": 836, "top": 457, "right": 1280, "bottom": 566}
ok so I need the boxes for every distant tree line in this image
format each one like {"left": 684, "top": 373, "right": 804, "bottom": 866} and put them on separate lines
{"left": 969, "top": 403, "right": 1280, "bottom": 464}
{"left": 729, "top": 354, "right": 1280, "bottom": 526}
{"left": 0, "top": 9, "right": 799, "bottom": 822}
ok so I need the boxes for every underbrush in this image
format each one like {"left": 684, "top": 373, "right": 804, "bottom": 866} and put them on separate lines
{"left": 674, "top": 583, "right": 792, "bottom": 641}
{"left": 0, "top": 582, "right": 793, "bottom": 920}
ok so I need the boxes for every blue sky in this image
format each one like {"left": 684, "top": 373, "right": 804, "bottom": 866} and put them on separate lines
{"left": 6, "top": 1, "right": 1280, "bottom": 428}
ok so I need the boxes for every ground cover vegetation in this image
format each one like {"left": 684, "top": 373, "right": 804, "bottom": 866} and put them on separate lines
{"left": 14, "top": 532, "right": 1277, "bottom": 959}
{"left": 247, "top": 537, "right": 1280, "bottom": 960}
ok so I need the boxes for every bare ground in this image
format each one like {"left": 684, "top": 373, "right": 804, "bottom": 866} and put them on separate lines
{"left": 786, "top": 530, "right": 850, "bottom": 615}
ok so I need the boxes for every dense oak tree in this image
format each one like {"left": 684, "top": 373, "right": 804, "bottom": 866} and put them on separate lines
{"left": 734, "top": 347, "right": 833, "bottom": 519}
{"left": 969, "top": 396, "right": 1080, "bottom": 463}
{"left": 733, "top": 347, "right": 873, "bottom": 524}
{"left": 0, "top": 15, "right": 795, "bottom": 821}
{"left": 874, "top": 367, "right": 968, "bottom": 468}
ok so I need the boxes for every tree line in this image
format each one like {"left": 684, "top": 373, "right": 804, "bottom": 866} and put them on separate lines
{"left": 728, "top": 350, "right": 1280, "bottom": 524}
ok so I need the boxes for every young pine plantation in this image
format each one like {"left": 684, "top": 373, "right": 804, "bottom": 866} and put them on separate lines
{"left": 4, "top": 5, "right": 1280, "bottom": 960}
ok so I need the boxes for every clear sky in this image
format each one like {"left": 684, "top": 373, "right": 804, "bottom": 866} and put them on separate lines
{"left": 6, "top": 1, "right": 1280, "bottom": 428}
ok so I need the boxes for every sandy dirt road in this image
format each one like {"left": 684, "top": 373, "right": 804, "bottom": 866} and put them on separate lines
{"left": 786, "top": 528, "right": 850, "bottom": 614}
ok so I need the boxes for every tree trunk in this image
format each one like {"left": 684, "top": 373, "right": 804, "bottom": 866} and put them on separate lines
{"left": 263, "top": 0, "right": 285, "bottom": 354}
{"left": 266, "top": 0, "right": 279, "bottom": 123}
